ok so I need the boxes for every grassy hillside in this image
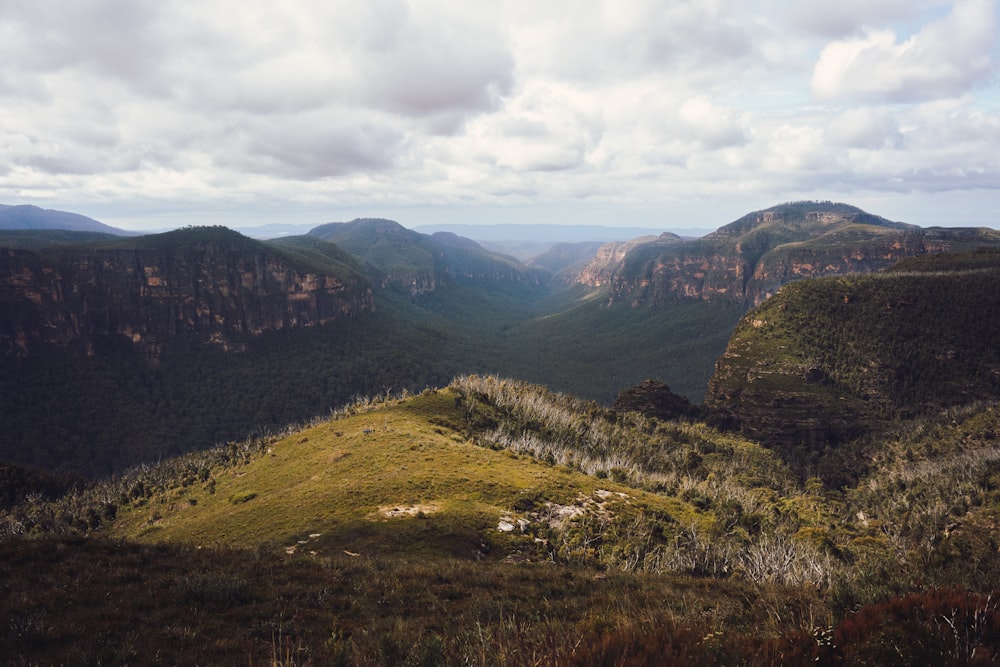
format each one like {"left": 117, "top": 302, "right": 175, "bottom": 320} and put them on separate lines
{"left": 5, "top": 378, "right": 1000, "bottom": 664}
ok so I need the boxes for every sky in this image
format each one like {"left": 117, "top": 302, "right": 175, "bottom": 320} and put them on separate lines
{"left": 1, "top": 0, "right": 999, "bottom": 233}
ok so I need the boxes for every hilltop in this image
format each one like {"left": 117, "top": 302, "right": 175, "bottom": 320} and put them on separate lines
{"left": 705, "top": 248, "right": 1000, "bottom": 481}
{"left": 4, "top": 372, "right": 1000, "bottom": 663}
{"left": 309, "top": 218, "right": 548, "bottom": 296}
{"left": 578, "top": 201, "right": 1000, "bottom": 307}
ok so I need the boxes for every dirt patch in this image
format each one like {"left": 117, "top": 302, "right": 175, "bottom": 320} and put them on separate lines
{"left": 377, "top": 504, "right": 439, "bottom": 519}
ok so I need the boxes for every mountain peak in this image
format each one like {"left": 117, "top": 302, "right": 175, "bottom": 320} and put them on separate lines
{"left": 712, "top": 200, "right": 914, "bottom": 239}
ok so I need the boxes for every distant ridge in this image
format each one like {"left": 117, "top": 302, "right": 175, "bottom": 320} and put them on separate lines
{"left": 412, "top": 223, "right": 711, "bottom": 242}
{"left": 0, "top": 204, "right": 130, "bottom": 235}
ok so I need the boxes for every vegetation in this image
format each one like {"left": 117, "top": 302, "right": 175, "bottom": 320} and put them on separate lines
{"left": 5, "top": 369, "right": 1000, "bottom": 663}
{"left": 706, "top": 248, "right": 1000, "bottom": 481}
{"left": 0, "top": 266, "right": 737, "bottom": 478}
{"left": 4, "top": 215, "right": 1000, "bottom": 663}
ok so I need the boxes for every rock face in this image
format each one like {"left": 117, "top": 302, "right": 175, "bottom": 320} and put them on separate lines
{"left": 704, "top": 249, "right": 1000, "bottom": 453}
{"left": 577, "top": 202, "right": 1000, "bottom": 308}
{"left": 0, "top": 227, "right": 374, "bottom": 357}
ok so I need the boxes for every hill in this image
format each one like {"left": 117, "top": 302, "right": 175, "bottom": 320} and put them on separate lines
{"left": 4, "top": 376, "right": 1000, "bottom": 663}
{"left": 0, "top": 204, "right": 129, "bottom": 234}
{"left": 578, "top": 201, "right": 1000, "bottom": 307}
{"left": 309, "top": 218, "right": 548, "bottom": 295}
{"left": 524, "top": 240, "right": 605, "bottom": 278}
{"left": 704, "top": 248, "right": 1000, "bottom": 480}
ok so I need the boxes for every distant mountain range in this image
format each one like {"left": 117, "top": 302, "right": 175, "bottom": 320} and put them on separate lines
{"left": 0, "top": 204, "right": 132, "bottom": 235}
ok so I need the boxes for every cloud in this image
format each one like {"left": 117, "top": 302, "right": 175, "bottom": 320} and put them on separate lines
{"left": 826, "top": 108, "right": 903, "bottom": 148}
{"left": 677, "top": 98, "right": 748, "bottom": 150}
{"left": 215, "top": 110, "right": 406, "bottom": 180}
{"left": 811, "top": 0, "right": 998, "bottom": 102}
{"left": 508, "top": 0, "right": 755, "bottom": 84}
{"left": 786, "top": 0, "right": 926, "bottom": 38}
{"left": 1, "top": 0, "right": 1000, "bottom": 229}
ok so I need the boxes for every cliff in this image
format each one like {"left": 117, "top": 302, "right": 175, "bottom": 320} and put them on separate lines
{"left": 704, "top": 249, "right": 1000, "bottom": 465}
{"left": 0, "top": 227, "right": 374, "bottom": 357}
{"left": 577, "top": 202, "right": 1000, "bottom": 308}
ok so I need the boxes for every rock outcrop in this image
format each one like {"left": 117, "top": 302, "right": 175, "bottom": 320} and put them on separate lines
{"left": 0, "top": 227, "right": 374, "bottom": 357}
{"left": 577, "top": 202, "right": 1000, "bottom": 308}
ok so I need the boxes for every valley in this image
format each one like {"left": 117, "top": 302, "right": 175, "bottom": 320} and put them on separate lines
{"left": 3, "top": 202, "right": 1000, "bottom": 664}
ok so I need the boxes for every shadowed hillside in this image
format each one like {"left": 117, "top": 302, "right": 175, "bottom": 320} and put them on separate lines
{"left": 705, "top": 248, "right": 1000, "bottom": 480}
{"left": 4, "top": 374, "right": 1000, "bottom": 664}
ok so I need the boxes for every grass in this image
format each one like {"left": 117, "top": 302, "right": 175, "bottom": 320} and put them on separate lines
{"left": 108, "top": 389, "right": 679, "bottom": 563}
{"left": 0, "top": 535, "right": 839, "bottom": 666}
{"left": 6, "top": 381, "right": 1000, "bottom": 663}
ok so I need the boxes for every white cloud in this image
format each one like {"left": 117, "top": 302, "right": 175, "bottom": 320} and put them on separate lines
{"left": 826, "top": 108, "right": 904, "bottom": 148}
{"left": 0, "top": 0, "right": 999, "bottom": 229}
{"left": 677, "top": 98, "right": 749, "bottom": 150}
{"left": 811, "top": 0, "right": 998, "bottom": 102}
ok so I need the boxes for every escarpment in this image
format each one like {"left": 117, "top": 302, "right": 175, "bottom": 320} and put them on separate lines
{"left": 703, "top": 249, "right": 1000, "bottom": 466}
{"left": 0, "top": 228, "right": 374, "bottom": 357}
{"left": 576, "top": 202, "right": 1000, "bottom": 308}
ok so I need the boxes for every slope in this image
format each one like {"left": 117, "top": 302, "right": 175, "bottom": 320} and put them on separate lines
{"left": 705, "top": 248, "right": 1000, "bottom": 478}
{"left": 309, "top": 217, "right": 548, "bottom": 295}
{"left": 578, "top": 201, "right": 1000, "bottom": 307}
{"left": 0, "top": 203, "right": 129, "bottom": 234}
{"left": 106, "top": 387, "right": 701, "bottom": 563}
{"left": 6, "top": 378, "right": 1000, "bottom": 664}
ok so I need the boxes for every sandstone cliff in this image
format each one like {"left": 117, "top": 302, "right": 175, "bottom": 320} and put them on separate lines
{"left": 577, "top": 202, "right": 1000, "bottom": 308}
{"left": 0, "top": 227, "right": 374, "bottom": 357}
{"left": 704, "top": 249, "right": 1000, "bottom": 457}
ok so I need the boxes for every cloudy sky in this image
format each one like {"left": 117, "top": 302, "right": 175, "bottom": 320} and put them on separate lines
{"left": 1, "top": 0, "right": 999, "bottom": 232}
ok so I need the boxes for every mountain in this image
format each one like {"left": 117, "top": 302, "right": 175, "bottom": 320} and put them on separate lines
{"left": 579, "top": 201, "right": 1000, "bottom": 307}
{"left": 410, "top": 222, "right": 701, "bottom": 261}
{"left": 704, "top": 248, "right": 1000, "bottom": 479}
{"left": 0, "top": 226, "right": 373, "bottom": 357}
{"left": 309, "top": 218, "right": 548, "bottom": 295}
{"left": 524, "top": 240, "right": 605, "bottom": 279}
{"left": 410, "top": 222, "right": 686, "bottom": 242}
{"left": 0, "top": 204, "right": 130, "bottom": 235}
{"left": 4, "top": 201, "right": 1000, "bottom": 478}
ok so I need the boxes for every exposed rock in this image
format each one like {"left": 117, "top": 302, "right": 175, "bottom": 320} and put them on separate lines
{"left": 0, "top": 228, "right": 374, "bottom": 357}
{"left": 576, "top": 202, "right": 1000, "bottom": 309}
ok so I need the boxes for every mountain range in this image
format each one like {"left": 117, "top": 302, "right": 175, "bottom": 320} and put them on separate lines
{"left": 0, "top": 204, "right": 131, "bottom": 235}
{"left": 3, "top": 200, "right": 1000, "bottom": 477}
{"left": 3, "top": 232, "right": 1000, "bottom": 663}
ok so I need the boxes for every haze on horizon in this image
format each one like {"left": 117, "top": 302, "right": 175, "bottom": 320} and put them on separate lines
{"left": 1, "top": 0, "right": 999, "bottom": 232}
